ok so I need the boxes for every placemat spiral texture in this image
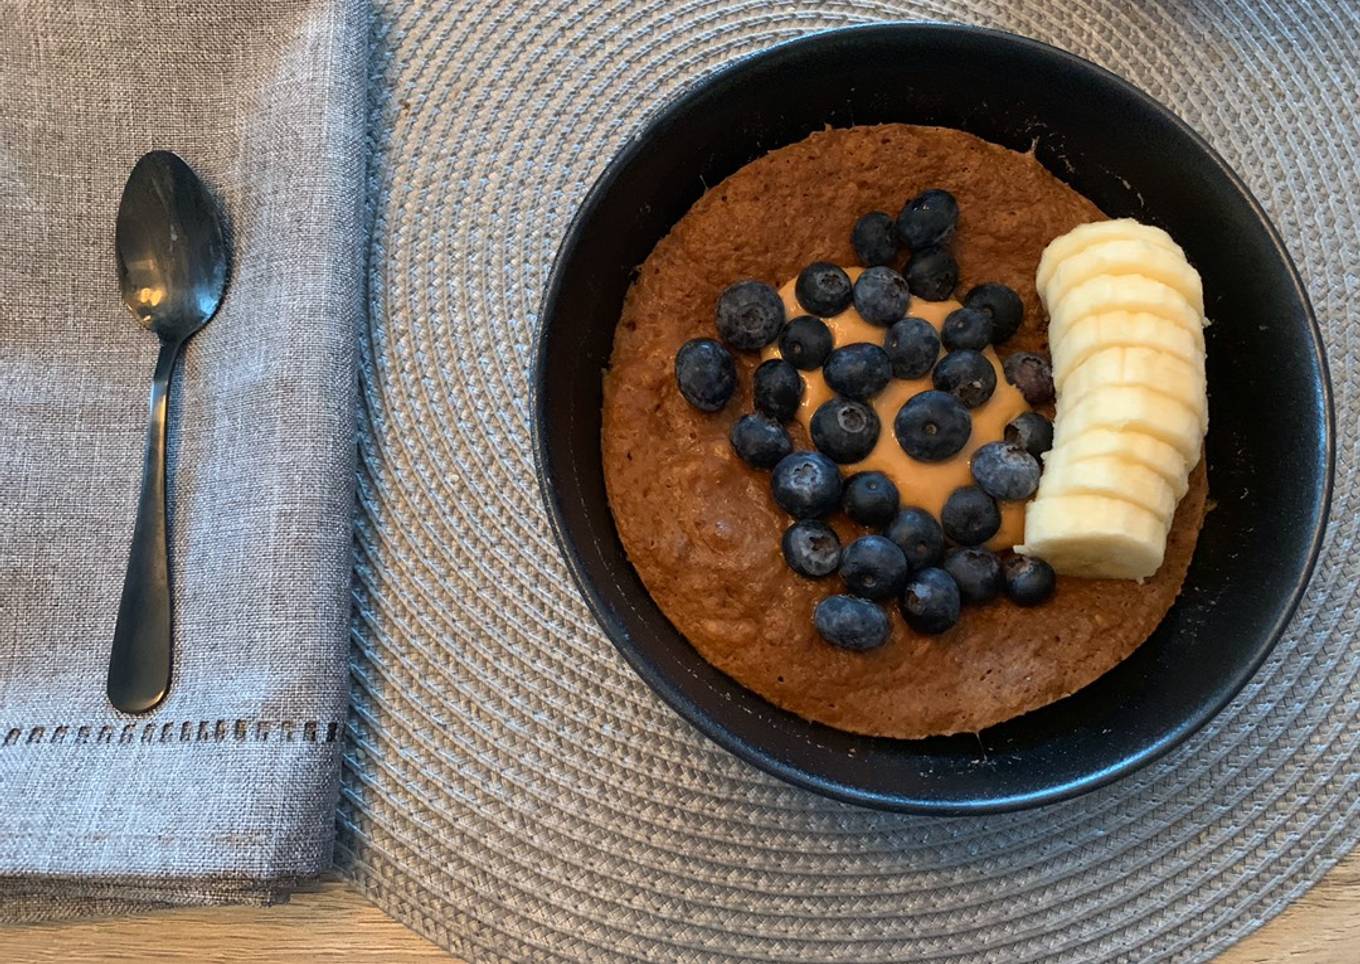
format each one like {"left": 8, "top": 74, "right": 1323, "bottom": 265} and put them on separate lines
{"left": 342, "top": 2, "right": 1359, "bottom": 959}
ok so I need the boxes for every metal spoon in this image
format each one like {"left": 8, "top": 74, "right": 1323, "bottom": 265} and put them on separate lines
{"left": 107, "top": 151, "right": 229, "bottom": 714}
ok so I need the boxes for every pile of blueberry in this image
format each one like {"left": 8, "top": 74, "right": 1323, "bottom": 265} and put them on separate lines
{"left": 673, "top": 188, "right": 1058, "bottom": 649}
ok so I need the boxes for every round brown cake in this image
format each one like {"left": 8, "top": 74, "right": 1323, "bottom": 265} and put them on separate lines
{"left": 601, "top": 124, "right": 1208, "bottom": 738}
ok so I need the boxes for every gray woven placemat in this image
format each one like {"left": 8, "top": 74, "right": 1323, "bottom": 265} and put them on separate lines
{"left": 340, "top": 1, "right": 1359, "bottom": 960}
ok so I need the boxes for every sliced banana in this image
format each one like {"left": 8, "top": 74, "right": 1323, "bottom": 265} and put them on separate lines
{"left": 1042, "top": 429, "right": 1190, "bottom": 499}
{"left": 1026, "top": 219, "right": 1207, "bottom": 580}
{"left": 1059, "top": 346, "right": 1207, "bottom": 431}
{"left": 1036, "top": 454, "right": 1177, "bottom": 522}
{"left": 1051, "top": 383, "right": 1202, "bottom": 470}
{"left": 1018, "top": 495, "right": 1170, "bottom": 581}
{"left": 1036, "top": 218, "right": 1184, "bottom": 295}
{"left": 1052, "top": 311, "right": 1205, "bottom": 390}
{"left": 1045, "top": 239, "right": 1205, "bottom": 318}
{"left": 1048, "top": 275, "right": 1203, "bottom": 347}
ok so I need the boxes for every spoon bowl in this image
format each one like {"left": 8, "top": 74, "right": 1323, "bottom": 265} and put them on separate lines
{"left": 115, "top": 150, "right": 228, "bottom": 339}
{"left": 107, "top": 151, "right": 230, "bottom": 714}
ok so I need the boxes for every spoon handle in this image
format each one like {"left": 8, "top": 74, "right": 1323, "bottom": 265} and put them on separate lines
{"left": 107, "top": 338, "right": 182, "bottom": 713}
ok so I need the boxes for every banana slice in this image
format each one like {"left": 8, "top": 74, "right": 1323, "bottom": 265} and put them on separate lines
{"left": 1059, "top": 346, "right": 1207, "bottom": 431}
{"left": 1045, "top": 240, "right": 1205, "bottom": 318}
{"left": 1051, "top": 384, "right": 1203, "bottom": 469}
{"left": 1048, "top": 275, "right": 1203, "bottom": 348}
{"left": 1043, "top": 429, "right": 1190, "bottom": 498}
{"left": 1052, "top": 311, "right": 1205, "bottom": 391}
{"left": 1035, "top": 454, "right": 1177, "bottom": 522}
{"left": 1036, "top": 219, "right": 1184, "bottom": 295}
{"left": 1018, "top": 494, "right": 1170, "bottom": 581}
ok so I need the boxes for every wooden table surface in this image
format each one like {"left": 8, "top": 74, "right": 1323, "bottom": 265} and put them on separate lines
{"left": 4, "top": 851, "right": 1358, "bottom": 962}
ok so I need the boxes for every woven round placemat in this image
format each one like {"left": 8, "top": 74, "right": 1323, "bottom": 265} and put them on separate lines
{"left": 340, "top": 2, "right": 1359, "bottom": 960}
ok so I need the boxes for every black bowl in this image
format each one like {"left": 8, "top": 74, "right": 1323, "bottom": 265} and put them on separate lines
{"left": 532, "top": 24, "right": 1333, "bottom": 813}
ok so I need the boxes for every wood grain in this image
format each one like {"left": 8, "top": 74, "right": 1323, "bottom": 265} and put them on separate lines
{"left": 4, "top": 853, "right": 1358, "bottom": 962}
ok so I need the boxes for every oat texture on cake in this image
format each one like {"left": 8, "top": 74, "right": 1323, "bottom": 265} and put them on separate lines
{"left": 602, "top": 124, "right": 1208, "bottom": 738}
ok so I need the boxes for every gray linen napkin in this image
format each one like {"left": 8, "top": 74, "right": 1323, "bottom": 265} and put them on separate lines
{"left": 0, "top": 1, "right": 366, "bottom": 916}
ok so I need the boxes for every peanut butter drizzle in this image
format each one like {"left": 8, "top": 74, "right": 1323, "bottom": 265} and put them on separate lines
{"left": 765, "top": 267, "right": 1031, "bottom": 549}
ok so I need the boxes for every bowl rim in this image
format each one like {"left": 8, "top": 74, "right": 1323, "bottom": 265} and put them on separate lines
{"left": 530, "top": 21, "right": 1336, "bottom": 813}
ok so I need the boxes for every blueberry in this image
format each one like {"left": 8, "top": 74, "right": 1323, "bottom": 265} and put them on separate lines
{"left": 753, "top": 359, "right": 804, "bottom": 422}
{"left": 771, "top": 451, "right": 843, "bottom": 518}
{"left": 905, "top": 245, "right": 959, "bottom": 301}
{"left": 941, "top": 485, "right": 1001, "bottom": 546}
{"left": 933, "top": 349, "right": 997, "bottom": 409}
{"left": 843, "top": 471, "right": 900, "bottom": 527}
{"left": 781, "top": 520, "right": 842, "bottom": 578}
{"left": 883, "top": 507, "right": 945, "bottom": 569}
{"left": 883, "top": 316, "right": 940, "bottom": 379}
{"left": 852, "top": 266, "right": 911, "bottom": 325}
{"left": 852, "top": 211, "right": 899, "bottom": 267}
{"left": 796, "top": 261, "right": 853, "bottom": 316}
{"left": 965, "top": 283, "right": 1024, "bottom": 344}
{"left": 814, "top": 594, "right": 891, "bottom": 651}
{"left": 716, "top": 280, "right": 785, "bottom": 350}
{"left": 840, "top": 534, "right": 910, "bottom": 601}
{"left": 729, "top": 414, "right": 792, "bottom": 469}
{"left": 1003, "top": 352, "right": 1055, "bottom": 406}
{"left": 823, "top": 343, "right": 891, "bottom": 400}
{"left": 970, "top": 441, "right": 1041, "bottom": 501}
{"left": 1003, "top": 554, "right": 1056, "bottom": 606}
{"left": 899, "top": 567, "right": 961, "bottom": 635}
{"left": 896, "top": 188, "right": 959, "bottom": 249}
{"left": 1005, "top": 411, "right": 1054, "bottom": 460}
{"left": 942, "top": 547, "right": 1004, "bottom": 604}
{"left": 778, "top": 315, "right": 834, "bottom": 371}
{"left": 811, "top": 397, "right": 881, "bottom": 464}
{"left": 941, "top": 307, "right": 994, "bottom": 351}
{"left": 894, "top": 390, "right": 972, "bottom": 462}
{"left": 674, "top": 338, "right": 736, "bottom": 412}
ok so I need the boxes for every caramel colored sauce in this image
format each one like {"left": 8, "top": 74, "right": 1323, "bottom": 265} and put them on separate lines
{"left": 765, "top": 267, "right": 1031, "bottom": 549}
